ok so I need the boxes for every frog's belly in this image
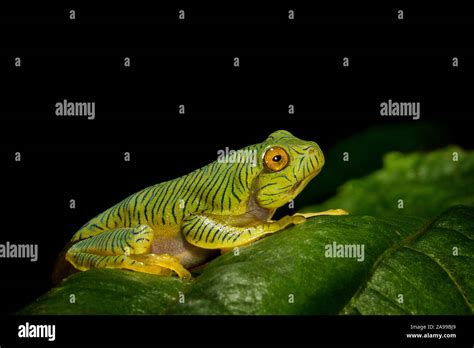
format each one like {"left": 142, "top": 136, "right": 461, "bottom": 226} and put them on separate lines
{"left": 151, "top": 231, "right": 218, "bottom": 269}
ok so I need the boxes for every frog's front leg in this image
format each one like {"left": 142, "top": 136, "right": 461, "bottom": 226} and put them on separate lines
{"left": 293, "top": 208, "right": 349, "bottom": 219}
{"left": 66, "top": 225, "right": 191, "bottom": 280}
{"left": 182, "top": 213, "right": 307, "bottom": 249}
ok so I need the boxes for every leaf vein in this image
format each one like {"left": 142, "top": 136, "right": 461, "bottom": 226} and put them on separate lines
{"left": 404, "top": 246, "right": 473, "bottom": 311}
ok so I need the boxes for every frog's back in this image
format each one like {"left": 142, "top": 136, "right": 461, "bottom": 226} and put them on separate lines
{"left": 70, "top": 178, "right": 177, "bottom": 242}
{"left": 69, "top": 159, "right": 250, "bottom": 243}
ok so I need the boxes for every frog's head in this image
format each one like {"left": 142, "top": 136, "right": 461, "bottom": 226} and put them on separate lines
{"left": 252, "top": 130, "right": 325, "bottom": 209}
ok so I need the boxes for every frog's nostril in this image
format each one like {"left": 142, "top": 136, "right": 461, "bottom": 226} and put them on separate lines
{"left": 308, "top": 147, "right": 315, "bottom": 154}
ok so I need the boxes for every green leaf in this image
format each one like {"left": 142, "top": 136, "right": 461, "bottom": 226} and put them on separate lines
{"left": 20, "top": 206, "right": 474, "bottom": 315}
{"left": 302, "top": 146, "right": 474, "bottom": 217}
{"left": 19, "top": 268, "right": 188, "bottom": 315}
{"left": 342, "top": 206, "right": 474, "bottom": 315}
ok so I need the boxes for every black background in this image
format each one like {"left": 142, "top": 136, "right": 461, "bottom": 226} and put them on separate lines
{"left": 1, "top": 1, "right": 473, "bottom": 346}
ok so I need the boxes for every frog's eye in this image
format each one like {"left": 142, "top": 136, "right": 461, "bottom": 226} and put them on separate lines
{"left": 263, "top": 147, "right": 289, "bottom": 172}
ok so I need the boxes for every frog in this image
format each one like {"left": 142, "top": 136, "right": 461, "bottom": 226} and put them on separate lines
{"left": 54, "top": 130, "right": 347, "bottom": 282}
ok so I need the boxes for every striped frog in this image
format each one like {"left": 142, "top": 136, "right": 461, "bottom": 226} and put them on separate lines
{"left": 54, "top": 130, "right": 347, "bottom": 281}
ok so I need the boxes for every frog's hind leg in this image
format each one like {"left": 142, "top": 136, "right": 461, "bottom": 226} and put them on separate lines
{"left": 65, "top": 224, "right": 190, "bottom": 279}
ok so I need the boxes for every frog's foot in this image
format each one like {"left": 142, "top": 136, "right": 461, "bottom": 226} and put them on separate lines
{"left": 294, "top": 209, "right": 349, "bottom": 219}
{"left": 65, "top": 224, "right": 190, "bottom": 280}
{"left": 128, "top": 254, "right": 191, "bottom": 280}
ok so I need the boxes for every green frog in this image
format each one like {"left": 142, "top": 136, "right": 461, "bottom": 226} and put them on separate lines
{"left": 55, "top": 130, "right": 347, "bottom": 281}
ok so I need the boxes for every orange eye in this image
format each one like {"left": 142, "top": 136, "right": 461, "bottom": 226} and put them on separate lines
{"left": 263, "top": 147, "right": 289, "bottom": 172}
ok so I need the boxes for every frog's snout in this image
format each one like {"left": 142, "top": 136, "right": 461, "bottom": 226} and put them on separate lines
{"left": 307, "top": 142, "right": 325, "bottom": 170}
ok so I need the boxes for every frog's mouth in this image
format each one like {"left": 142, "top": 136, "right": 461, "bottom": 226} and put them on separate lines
{"left": 252, "top": 167, "right": 322, "bottom": 212}
{"left": 290, "top": 168, "right": 321, "bottom": 195}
